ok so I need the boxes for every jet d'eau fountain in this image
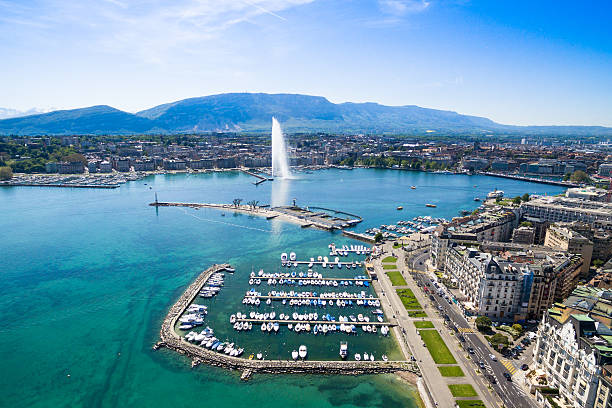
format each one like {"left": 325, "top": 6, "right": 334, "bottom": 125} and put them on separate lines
{"left": 271, "top": 117, "right": 292, "bottom": 179}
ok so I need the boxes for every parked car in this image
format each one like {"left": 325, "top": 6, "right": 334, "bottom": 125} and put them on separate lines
{"left": 489, "top": 354, "right": 497, "bottom": 361}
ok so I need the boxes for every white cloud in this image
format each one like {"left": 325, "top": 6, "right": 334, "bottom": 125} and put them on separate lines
{"left": 0, "top": 0, "right": 314, "bottom": 63}
{"left": 378, "top": 0, "right": 430, "bottom": 15}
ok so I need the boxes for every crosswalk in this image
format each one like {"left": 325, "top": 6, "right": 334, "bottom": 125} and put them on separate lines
{"left": 501, "top": 359, "right": 517, "bottom": 374}
{"left": 458, "top": 327, "right": 475, "bottom": 334}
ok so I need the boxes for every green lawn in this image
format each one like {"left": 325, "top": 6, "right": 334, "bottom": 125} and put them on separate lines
{"left": 448, "top": 384, "right": 478, "bottom": 398}
{"left": 396, "top": 288, "right": 422, "bottom": 310}
{"left": 413, "top": 321, "right": 435, "bottom": 329}
{"left": 456, "top": 400, "right": 486, "bottom": 408}
{"left": 383, "top": 264, "right": 397, "bottom": 269}
{"left": 408, "top": 311, "right": 428, "bottom": 318}
{"left": 438, "top": 366, "right": 465, "bottom": 377}
{"left": 386, "top": 271, "right": 407, "bottom": 286}
{"left": 382, "top": 256, "right": 397, "bottom": 263}
{"left": 419, "top": 329, "right": 457, "bottom": 364}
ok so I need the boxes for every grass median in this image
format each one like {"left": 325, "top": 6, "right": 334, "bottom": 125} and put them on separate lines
{"left": 448, "top": 384, "right": 477, "bottom": 397}
{"left": 396, "top": 288, "right": 422, "bottom": 309}
{"left": 413, "top": 321, "right": 434, "bottom": 329}
{"left": 386, "top": 271, "right": 407, "bottom": 286}
{"left": 456, "top": 400, "right": 485, "bottom": 408}
{"left": 383, "top": 264, "right": 397, "bottom": 270}
{"left": 419, "top": 329, "right": 457, "bottom": 364}
{"left": 438, "top": 366, "right": 465, "bottom": 377}
{"left": 382, "top": 256, "right": 397, "bottom": 263}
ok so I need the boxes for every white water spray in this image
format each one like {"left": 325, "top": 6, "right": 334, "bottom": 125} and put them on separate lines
{"left": 271, "top": 117, "right": 291, "bottom": 179}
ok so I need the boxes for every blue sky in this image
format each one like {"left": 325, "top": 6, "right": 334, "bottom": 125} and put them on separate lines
{"left": 0, "top": 0, "right": 611, "bottom": 126}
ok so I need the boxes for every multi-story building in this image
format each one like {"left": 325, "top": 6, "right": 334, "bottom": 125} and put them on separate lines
{"left": 112, "top": 158, "right": 131, "bottom": 172}
{"left": 566, "top": 187, "right": 608, "bottom": 202}
{"left": 58, "top": 161, "right": 84, "bottom": 174}
{"left": 599, "top": 163, "right": 612, "bottom": 177}
{"left": 163, "top": 159, "right": 186, "bottom": 170}
{"left": 99, "top": 161, "right": 112, "bottom": 173}
{"left": 443, "top": 244, "right": 580, "bottom": 321}
{"left": 594, "top": 365, "right": 612, "bottom": 408}
{"left": 532, "top": 286, "right": 612, "bottom": 408}
{"left": 430, "top": 207, "right": 519, "bottom": 270}
{"left": 545, "top": 224, "right": 594, "bottom": 275}
{"left": 512, "top": 226, "right": 535, "bottom": 244}
{"left": 522, "top": 196, "right": 612, "bottom": 231}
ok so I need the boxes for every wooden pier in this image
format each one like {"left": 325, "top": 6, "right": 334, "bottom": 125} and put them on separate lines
{"left": 154, "top": 264, "right": 419, "bottom": 377}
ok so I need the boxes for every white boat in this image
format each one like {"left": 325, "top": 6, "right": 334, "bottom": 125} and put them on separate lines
{"left": 298, "top": 345, "right": 308, "bottom": 359}
{"left": 382, "top": 355, "right": 388, "bottom": 362}
{"left": 354, "top": 353, "right": 361, "bottom": 361}
{"left": 364, "top": 352, "right": 369, "bottom": 360}
{"left": 289, "top": 252, "right": 296, "bottom": 261}
{"left": 256, "top": 353, "right": 263, "bottom": 360}
{"left": 292, "top": 350, "right": 298, "bottom": 360}
{"left": 370, "top": 354, "right": 374, "bottom": 361}
{"left": 340, "top": 342, "right": 348, "bottom": 359}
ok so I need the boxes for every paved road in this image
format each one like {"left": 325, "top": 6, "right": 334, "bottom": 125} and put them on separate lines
{"left": 407, "top": 250, "right": 537, "bottom": 408}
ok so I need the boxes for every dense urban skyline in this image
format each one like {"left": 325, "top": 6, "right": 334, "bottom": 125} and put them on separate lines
{"left": 1, "top": 0, "right": 611, "bottom": 126}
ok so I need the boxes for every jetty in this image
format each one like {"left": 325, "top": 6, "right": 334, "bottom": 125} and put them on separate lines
{"left": 479, "top": 171, "right": 581, "bottom": 187}
{"left": 240, "top": 169, "right": 273, "bottom": 185}
{"left": 149, "top": 202, "right": 362, "bottom": 231}
{"left": 154, "top": 264, "right": 418, "bottom": 377}
{"left": 341, "top": 231, "right": 376, "bottom": 243}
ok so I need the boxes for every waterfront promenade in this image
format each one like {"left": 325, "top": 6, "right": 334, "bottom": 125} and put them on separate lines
{"left": 155, "top": 264, "right": 419, "bottom": 379}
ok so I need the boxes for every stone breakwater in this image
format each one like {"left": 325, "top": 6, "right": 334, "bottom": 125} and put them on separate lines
{"left": 154, "top": 264, "right": 420, "bottom": 378}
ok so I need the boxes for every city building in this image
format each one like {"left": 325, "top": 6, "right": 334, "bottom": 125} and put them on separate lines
{"left": 532, "top": 286, "right": 612, "bottom": 408}
{"left": 522, "top": 196, "right": 612, "bottom": 231}
{"left": 512, "top": 226, "right": 536, "bottom": 245}
{"left": 444, "top": 244, "right": 580, "bottom": 321}
{"left": 566, "top": 187, "right": 608, "bottom": 202}
{"left": 599, "top": 163, "right": 612, "bottom": 177}
{"left": 544, "top": 224, "right": 594, "bottom": 275}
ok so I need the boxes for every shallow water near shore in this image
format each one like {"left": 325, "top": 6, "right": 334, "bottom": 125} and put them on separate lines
{"left": 0, "top": 168, "right": 563, "bottom": 407}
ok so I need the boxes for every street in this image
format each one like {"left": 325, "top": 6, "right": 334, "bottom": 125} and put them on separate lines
{"left": 407, "top": 249, "right": 537, "bottom": 408}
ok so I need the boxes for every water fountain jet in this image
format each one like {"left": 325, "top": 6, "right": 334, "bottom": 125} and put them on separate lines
{"left": 271, "top": 117, "right": 292, "bottom": 179}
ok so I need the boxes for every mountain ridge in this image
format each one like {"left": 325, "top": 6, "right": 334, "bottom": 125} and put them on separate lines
{"left": 1, "top": 93, "right": 610, "bottom": 136}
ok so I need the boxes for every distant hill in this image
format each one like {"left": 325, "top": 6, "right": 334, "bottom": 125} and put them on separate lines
{"left": 1, "top": 93, "right": 611, "bottom": 136}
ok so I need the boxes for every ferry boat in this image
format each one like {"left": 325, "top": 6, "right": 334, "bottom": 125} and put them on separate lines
{"left": 411, "top": 186, "right": 416, "bottom": 189}
{"left": 339, "top": 342, "right": 348, "bottom": 359}
{"left": 474, "top": 197, "right": 481, "bottom": 201}
{"left": 396, "top": 206, "right": 403, "bottom": 210}
{"left": 425, "top": 203, "right": 437, "bottom": 208}
{"left": 486, "top": 189, "right": 504, "bottom": 200}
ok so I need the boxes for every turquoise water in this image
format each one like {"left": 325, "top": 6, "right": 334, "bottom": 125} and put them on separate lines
{"left": 0, "top": 169, "right": 564, "bottom": 408}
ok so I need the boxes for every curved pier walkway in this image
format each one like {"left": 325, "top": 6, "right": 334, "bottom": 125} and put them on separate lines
{"left": 154, "top": 264, "right": 419, "bottom": 378}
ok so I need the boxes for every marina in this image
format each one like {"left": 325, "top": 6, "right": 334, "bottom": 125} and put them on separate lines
{"left": 155, "top": 263, "right": 417, "bottom": 377}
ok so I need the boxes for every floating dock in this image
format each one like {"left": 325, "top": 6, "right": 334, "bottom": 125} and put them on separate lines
{"left": 236, "top": 319, "right": 392, "bottom": 326}
{"left": 154, "top": 264, "right": 418, "bottom": 377}
{"left": 257, "top": 276, "right": 372, "bottom": 282}
{"left": 245, "top": 295, "right": 378, "bottom": 300}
